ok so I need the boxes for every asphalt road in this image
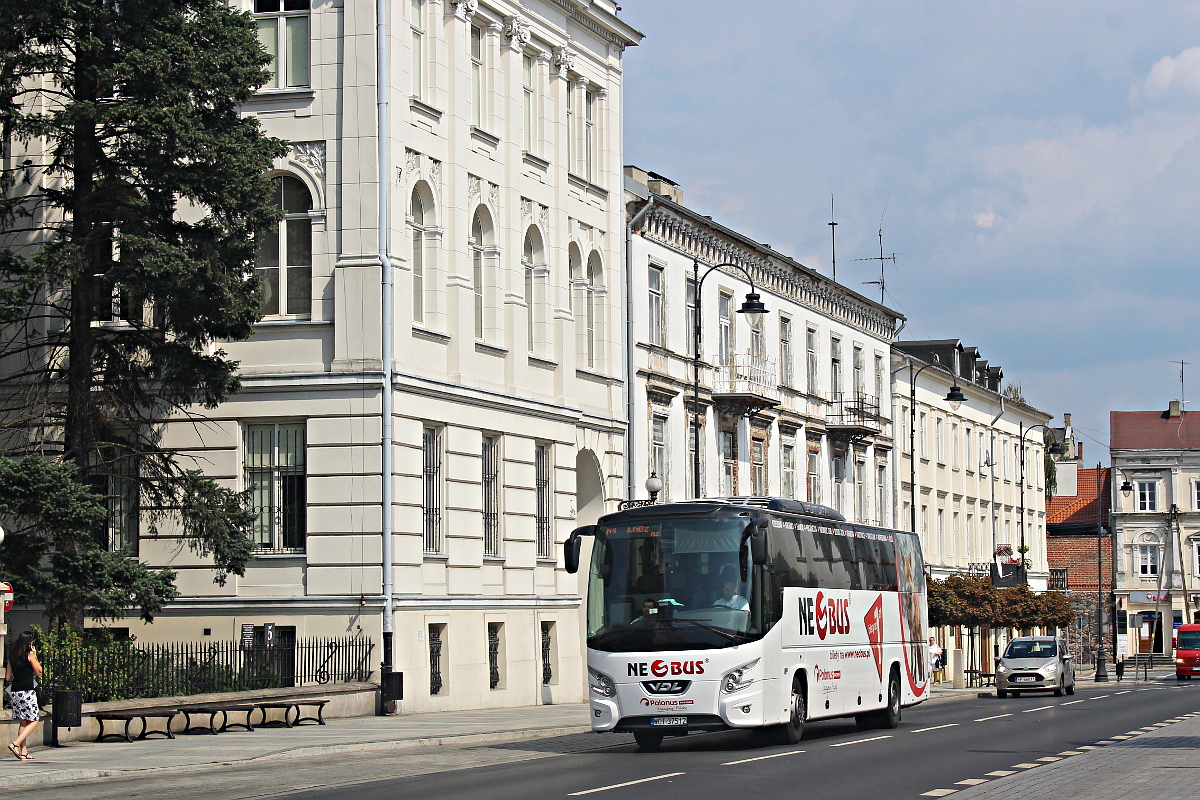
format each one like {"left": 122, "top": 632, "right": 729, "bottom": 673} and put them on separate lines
{"left": 25, "top": 679, "right": 1199, "bottom": 800}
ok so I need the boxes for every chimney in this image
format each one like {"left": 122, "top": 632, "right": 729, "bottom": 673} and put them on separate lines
{"left": 1169, "top": 399, "right": 1182, "bottom": 418}
{"left": 1076, "top": 442, "right": 1083, "bottom": 460}
{"left": 1063, "top": 412, "right": 1072, "bottom": 426}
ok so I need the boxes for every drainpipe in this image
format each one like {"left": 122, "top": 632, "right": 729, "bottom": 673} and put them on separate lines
{"left": 624, "top": 195, "right": 657, "bottom": 500}
{"left": 376, "top": 0, "right": 394, "bottom": 678}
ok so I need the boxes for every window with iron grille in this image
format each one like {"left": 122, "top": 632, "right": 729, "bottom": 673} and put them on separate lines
{"left": 487, "top": 622, "right": 502, "bottom": 689}
{"left": 482, "top": 435, "right": 501, "bottom": 557}
{"left": 428, "top": 624, "right": 445, "bottom": 695}
{"left": 245, "top": 422, "right": 307, "bottom": 551}
{"left": 540, "top": 622, "right": 554, "bottom": 685}
{"left": 535, "top": 443, "right": 552, "bottom": 559}
{"left": 90, "top": 444, "right": 140, "bottom": 555}
{"left": 1049, "top": 568, "right": 1068, "bottom": 591}
{"left": 422, "top": 426, "right": 443, "bottom": 554}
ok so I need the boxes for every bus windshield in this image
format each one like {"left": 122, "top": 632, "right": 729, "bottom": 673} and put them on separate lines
{"left": 587, "top": 517, "right": 762, "bottom": 652}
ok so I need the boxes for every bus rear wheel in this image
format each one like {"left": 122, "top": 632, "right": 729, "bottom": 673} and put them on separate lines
{"left": 776, "top": 677, "right": 806, "bottom": 744}
{"left": 633, "top": 730, "right": 664, "bottom": 751}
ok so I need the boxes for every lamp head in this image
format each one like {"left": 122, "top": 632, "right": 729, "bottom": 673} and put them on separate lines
{"left": 1120, "top": 479, "right": 1133, "bottom": 497}
{"left": 645, "top": 473, "right": 663, "bottom": 496}
{"left": 737, "top": 292, "right": 768, "bottom": 318}
{"left": 944, "top": 384, "right": 966, "bottom": 412}
{"left": 1047, "top": 439, "right": 1065, "bottom": 456}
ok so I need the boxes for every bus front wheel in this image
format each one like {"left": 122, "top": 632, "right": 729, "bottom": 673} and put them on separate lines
{"left": 878, "top": 670, "right": 902, "bottom": 729}
{"left": 633, "top": 730, "right": 664, "bottom": 751}
{"left": 777, "top": 677, "right": 807, "bottom": 744}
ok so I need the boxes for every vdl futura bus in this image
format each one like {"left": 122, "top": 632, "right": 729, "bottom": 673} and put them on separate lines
{"left": 564, "top": 497, "right": 930, "bottom": 751}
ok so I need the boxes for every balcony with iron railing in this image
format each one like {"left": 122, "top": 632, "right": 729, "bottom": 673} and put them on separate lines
{"left": 827, "top": 391, "right": 883, "bottom": 437}
{"left": 712, "top": 354, "right": 780, "bottom": 416}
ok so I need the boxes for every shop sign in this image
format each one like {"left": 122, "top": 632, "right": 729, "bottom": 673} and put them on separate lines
{"left": 1129, "top": 591, "right": 1171, "bottom": 604}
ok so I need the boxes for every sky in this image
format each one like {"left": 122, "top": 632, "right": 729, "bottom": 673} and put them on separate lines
{"left": 620, "top": 0, "right": 1200, "bottom": 462}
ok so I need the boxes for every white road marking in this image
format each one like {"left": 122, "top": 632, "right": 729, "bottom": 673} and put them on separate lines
{"left": 1037, "top": 757, "right": 1062, "bottom": 762}
{"left": 721, "top": 750, "right": 804, "bottom": 766}
{"left": 830, "top": 735, "right": 891, "bottom": 747}
{"left": 920, "top": 790, "right": 958, "bottom": 797}
{"left": 1096, "top": 741, "right": 1117, "bottom": 745}
{"left": 1078, "top": 746, "right": 1099, "bottom": 750}
{"left": 1058, "top": 751, "right": 1083, "bottom": 755}
{"left": 1023, "top": 706, "right": 1054, "bottom": 713}
{"left": 974, "top": 714, "right": 1012, "bottom": 722}
{"left": 568, "top": 773, "right": 685, "bottom": 796}
{"left": 911, "top": 724, "right": 960, "bottom": 733}
{"left": 1110, "top": 735, "right": 1132, "bottom": 740}
{"left": 956, "top": 779, "right": 989, "bottom": 786}
{"left": 1091, "top": 695, "right": 1110, "bottom": 699}
{"left": 1062, "top": 700, "right": 1085, "bottom": 705}
{"left": 1115, "top": 690, "right": 1132, "bottom": 695}
{"left": 986, "top": 771, "right": 1016, "bottom": 777}
{"left": 1012, "top": 763, "right": 1041, "bottom": 769}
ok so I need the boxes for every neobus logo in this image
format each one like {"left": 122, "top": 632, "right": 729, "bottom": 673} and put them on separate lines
{"left": 798, "top": 591, "right": 851, "bottom": 640}
{"left": 627, "top": 660, "right": 707, "bottom": 677}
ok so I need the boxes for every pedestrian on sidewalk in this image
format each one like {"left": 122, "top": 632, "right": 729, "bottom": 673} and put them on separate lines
{"left": 928, "top": 637, "right": 944, "bottom": 684}
{"left": 5, "top": 631, "right": 43, "bottom": 760}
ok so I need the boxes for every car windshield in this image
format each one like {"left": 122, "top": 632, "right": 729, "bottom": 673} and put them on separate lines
{"left": 586, "top": 516, "right": 765, "bottom": 652}
{"left": 1177, "top": 630, "right": 1200, "bottom": 650}
{"left": 1004, "top": 640, "right": 1057, "bottom": 659}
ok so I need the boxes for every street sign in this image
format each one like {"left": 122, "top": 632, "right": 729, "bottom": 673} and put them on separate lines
{"left": 241, "top": 623, "right": 255, "bottom": 650}
{"left": 0, "top": 581, "right": 12, "bottom": 612}
{"left": 264, "top": 622, "right": 276, "bottom": 648}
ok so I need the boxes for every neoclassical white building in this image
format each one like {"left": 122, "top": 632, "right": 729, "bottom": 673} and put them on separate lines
{"left": 39, "top": 0, "right": 642, "bottom": 713}
{"left": 625, "top": 168, "right": 902, "bottom": 522}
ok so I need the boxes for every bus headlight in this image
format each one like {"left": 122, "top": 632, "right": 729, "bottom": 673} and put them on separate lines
{"left": 589, "top": 669, "right": 616, "bottom": 697}
{"left": 722, "top": 659, "right": 760, "bottom": 694}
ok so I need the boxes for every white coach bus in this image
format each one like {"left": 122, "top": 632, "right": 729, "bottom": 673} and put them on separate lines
{"left": 564, "top": 497, "right": 929, "bottom": 750}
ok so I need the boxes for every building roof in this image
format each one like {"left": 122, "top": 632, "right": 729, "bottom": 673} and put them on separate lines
{"left": 1047, "top": 467, "right": 1110, "bottom": 528}
{"left": 1110, "top": 409, "right": 1200, "bottom": 450}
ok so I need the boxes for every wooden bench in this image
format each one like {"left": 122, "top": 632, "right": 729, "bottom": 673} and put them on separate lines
{"left": 181, "top": 704, "right": 257, "bottom": 735}
{"left": 254, "top": 699, "right": 330, "bottom": 728}
{"left": 94, "top": 711, "right": 179, "bottom": 743}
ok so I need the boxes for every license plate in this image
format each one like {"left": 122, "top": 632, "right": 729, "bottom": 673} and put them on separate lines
{"left": 650, "top": 717, "right": 687, "bottom": 726}
{"left": 1014, "top": 676, "right": 1038, "bottom": 683}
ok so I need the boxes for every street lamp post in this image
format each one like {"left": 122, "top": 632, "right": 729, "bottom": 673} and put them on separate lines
{"left": 691, "top": 259, "right": 768, "bottom": 499}
{"left": 1017, "top": 422, "right": 1065, "bottom": 573}
{"left": 907, "top": 358, "right": 966, "bottom": 534}
{"left": 1093, "top": 462, "right": 1110, "bottom": 681}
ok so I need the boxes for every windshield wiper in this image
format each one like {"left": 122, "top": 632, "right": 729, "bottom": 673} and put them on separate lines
{"left": 668, "top": 618, "right": 752, "bottom": 643}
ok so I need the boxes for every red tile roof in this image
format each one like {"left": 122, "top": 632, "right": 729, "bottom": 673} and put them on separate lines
{"left": 1111, "top": 410, "right": 1200, "bottom": 449}
{"left": 1047, "top": 467, "right": 1110, "bottom": 526}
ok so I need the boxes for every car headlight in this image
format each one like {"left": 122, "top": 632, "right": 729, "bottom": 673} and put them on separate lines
{"left": 1042, "top": 662, "right": 1058, "bottom": 675}
{"left": 722, "top": 658, "right": 760, "bottom": 694}
{"left": 589, "top": 669, "right": 616, "bottom": 697}
{"left": 996, "top": 663, "right": 1010, "bottom": 674}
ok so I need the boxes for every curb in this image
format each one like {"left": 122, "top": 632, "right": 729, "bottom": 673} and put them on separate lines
{"left": 0, "top": 724, "right": 594, "bottom": 789}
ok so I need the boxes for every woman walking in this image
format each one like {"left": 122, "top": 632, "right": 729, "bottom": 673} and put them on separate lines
{"left": 5, "top": 631, "right": 43, "bottom": 760}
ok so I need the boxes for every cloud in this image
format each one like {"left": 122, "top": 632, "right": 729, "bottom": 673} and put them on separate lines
{"left": 973, "top": 210, "right": 997, "bottom": 228}
{"left": 1140, "top": 47, "right": 1200, "bottom": 103}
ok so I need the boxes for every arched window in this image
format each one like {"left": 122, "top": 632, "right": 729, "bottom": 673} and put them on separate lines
{"left": 410, "top": 187, "right": 427, "bottom": 323}
{"left": 470, "top": 207, "right": 494, "bottom": 339}
{"left": 256, "top": 175, "right": 312, "bottom": 317}
{"left": 522, "top": 227, "right": 543, "bottom": 353}
{"left": 585, "top": 251, "right": 602, "bottom": 368}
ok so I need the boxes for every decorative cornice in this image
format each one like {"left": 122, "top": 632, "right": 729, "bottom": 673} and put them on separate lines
{"left": 449, "top": 0, "right": 477, "bottom": 21}
{"left": 504, "top": 14, "right": 531, "bottom": 51}
{"left": 552, "top": 46, "right": 577, "bottom": 78}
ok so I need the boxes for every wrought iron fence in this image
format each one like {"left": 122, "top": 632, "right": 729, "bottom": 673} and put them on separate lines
{"left": 44, "top": 636, "right": 374, "bottom": 704}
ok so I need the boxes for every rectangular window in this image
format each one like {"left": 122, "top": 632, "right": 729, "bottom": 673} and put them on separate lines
{"left": 831, "top": 452, "right": 846, "bottom": 514}
{"left": 651, "top": 416, "right": 667, "bottom": 496}
{"left": 919, "top": 412, "right": 928, "bottom": 459}
{"left": 1139, "top": 544, "right": 1159, "bottom": 576}
{"left": 1138, "top": 481, "right": 1158, "bottom": 511}
{"left": 472, "top": 236, "right": 485, "bottom": 339}
{"left": 951, "top": 423, "right": 960, "bottom": 469}
{"left": 806, "top": 328, "right": 819, "bottom": 395}
{"left": 470, "top": 24, "right": 484, "bottom": 128}
{"left": 245, "top": 422, "right": 307, "bottom": 551}
{"left": 779, "top": 316, "right": 793, "bottom": 386}
{"left": 482, "top": 435, "right": 501, "bottom": 557}
{"left": 718, "top": 293, "right": 733, "bottom": 365}
{"left": 422, "top": 425, "right": 443, "bottom": 554}
{"left": 721, "top": 430, "right": 736, "bottom": 496}
{"left": 965, "top": 426, "right": 973, "bottom": 472}
{"left": 852, "top": 345, "right": 864, "bottom": 397}
{"left": 565, "top": 78, "right": 574, "bottom": 171}
{"left": 255, "top": 1, "right": 310, "bottom": 90}
{"left": 540, "top": 621, "right": 556, "bottom": 685}
{"left": 686, "top": 419, "right": 703, "bottom": 496}
{"left": 410, "top": 0, "right": 425, "bottom": 99}
{"left": 807, "top": 449, "right": 821, "bottom": 504}
{"left": 874, "top": 353, "right": 884, "bottom": 403}
{"left": 750, "top": 320, "right": 764, "bottom": 359}
{"left": 522, "top": 54, "right": 535, "bottom": 152}
{"left": 1195, "top": 480, "right": 1200, "bottom": 511}
{"left": 91, "top": 445, "right": 140, "bottom": 555}
{"left": 829, "top": 336, "right": 842, "bottom": 399}
{"left": 951, "top": 512, "right": 959, "bottom": 558}
{"left": 781, "top": 441, "right": 796, "bottom": 499}
{"left": 751, "top": 438, "right": 766, "bottom": 496}
{"left": 487, "top": 622, "right": 504, "bottom": 689}
{"left": 647, "top": 264, "right": 664, "bottom": 346}
{"left": 584, "top": 88, "right": 597, "bottom": 181}
{"left": 535, "top": 443, "right": 552, "bottom": 559}
{"left": 685, "top": 278, "right": 697, "bottom": 353}
{"left": 876, "top": 463, "right": 888, "bottom": 526}
{"left": 855, "top": 460, "right": 867, "bottom": 521}
{"left": 428, "top": 623, "right": 446, "bottom": 695}
{"left": 935, "top": 418, "right": 944, "bottom": 464}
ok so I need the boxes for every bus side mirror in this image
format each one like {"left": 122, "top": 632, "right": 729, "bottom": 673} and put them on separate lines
{"left": 564, "top": 525, "right": 597, "bottom": 574}
{"left": 750, "top": 519, "right": 769, "bottom": 565}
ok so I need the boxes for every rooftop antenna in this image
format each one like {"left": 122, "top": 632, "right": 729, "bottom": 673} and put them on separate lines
{"left": 857, "top": 227, "right": 896, "bottom": 304}
{"left": 1171, "top": 359, "right": 1191, "bottom": 407}
{"left": 828, "top": 195, "right": 838, "bottom": 283}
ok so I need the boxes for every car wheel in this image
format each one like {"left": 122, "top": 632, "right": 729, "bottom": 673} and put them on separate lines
{"left": 1065, "top": 682, "right": 1074, "bottom": 695}
{"left": 777, "top": 676, "right": 807, "bottom": 744}
{"left": 1177, "top": 674, "right": 1186, "bottom": 682}
{"left": 997, "top": 689, "right": 1008, "bottom": 699}
{"left": 633, "top": 730, "right": 664, "bottom": 751}
{"left": 1053, "top": 679, "right": 1064, "bottom": 697}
